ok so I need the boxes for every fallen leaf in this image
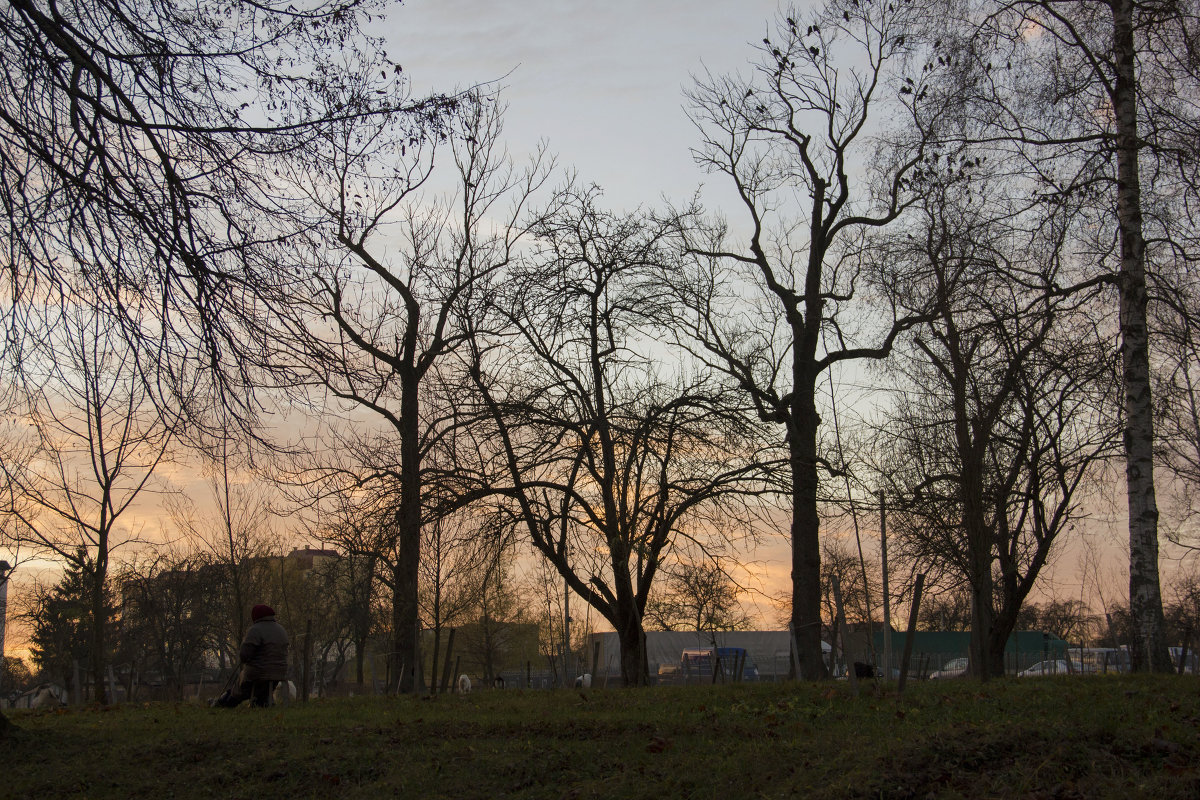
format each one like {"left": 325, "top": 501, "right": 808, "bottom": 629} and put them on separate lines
{"left": 647, "top": 736, "right": 672, "bottom": 753}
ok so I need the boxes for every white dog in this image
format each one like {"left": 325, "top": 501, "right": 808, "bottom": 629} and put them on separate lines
{"left": 273, "top": 680, "right": 297, "bottom": 704}
{"left": 456, "top": 674, "right": 472, "bottom": 694}
{"left": 16, "top": 683, "right": 67, "bottom": 709}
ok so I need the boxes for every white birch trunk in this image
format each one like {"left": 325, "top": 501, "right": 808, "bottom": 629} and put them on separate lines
{"left": 1112, "top": 0, "right": 1171, "bottom": 672}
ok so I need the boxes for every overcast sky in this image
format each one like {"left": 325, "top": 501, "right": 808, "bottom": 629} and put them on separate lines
{"left": 389, "top": 0, "right": 788, "bottom": 211}
{"left": 386, "top": 1, "right": 805, "bottom": 614}
{"left": 0, "top": 1, "right": 1118, "bottom": 640}
{"left": 384, "top": 1, "right": 1130, "bottom": 615}
{"left": 0, "top": 1, "right": 794, "bottom": 623}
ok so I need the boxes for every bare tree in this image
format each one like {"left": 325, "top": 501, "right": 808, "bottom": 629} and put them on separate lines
{"left": 0, "top": 305, "right": 176, "bottom": 702}
{"left": 0, "top": 0, "right": 458, "bottom": 429}
{"left": 419, "top": 509, "right": 507, "bottom": 691}
{"left": 522, "top": 552, "right": 573, "bottom": 685}
{"left": 877, "top": 172, "right": 1121, "bottom": 677}
{"left": 917, "top": 587, "right": 975, "bottom": 632}
{"left": 313, "top": 545, "right": 378, "bottom": 690}
{"left": 644, "top": 557, "right": 754, "bottom": 636}
{"left": 1164, "top": 567, "right": 1200, "bottom": 649}
{"left": 470, "top": 186, "right": 777, "bottom": 686}
{"left": 167, "top": 437, "right": 277, "bottom": 650}
{"left": 1155, "top": 285, "right": 1200, "bottom": 547}
{"left": 938, "top": 0, "right": 1200, "bottom": 671}
{"left": 243, "top": 96, "right": 549, "bottom": 692}
{"left": 316, "top": 495, "right": 383, "bottom": 687}
{"left": 116, "top": 548, "right": 218, "bottom": 701}
{"left": 670, "top": 0, "right": 944, "bottom": 678}
{"left": 1014, "top": 599, "right": 1100, "bottom": 644}
{"left": 819, "top": 537, "right": 883, "bottom": 633}
{"left": 0, "top": 0, "right": 458, "bottom": 723}
{"left": 457, "top": 532, "right": 527, "bottom": 686}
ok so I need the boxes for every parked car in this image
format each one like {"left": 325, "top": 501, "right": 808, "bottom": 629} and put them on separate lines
{"left": 1018, "top": 659, "right": 1082, "bottom": 677}
{"left": 929, "top": 657, "right": 969, "bottom": 679}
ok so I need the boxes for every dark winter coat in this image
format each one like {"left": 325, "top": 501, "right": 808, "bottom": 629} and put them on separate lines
{"left": 239, "top": 616, "right": 290, "bottom": 681}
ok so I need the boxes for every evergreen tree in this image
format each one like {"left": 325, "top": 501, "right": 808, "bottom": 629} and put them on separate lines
{"left": 27, "top": 554, "right": 114, "bottom": 699}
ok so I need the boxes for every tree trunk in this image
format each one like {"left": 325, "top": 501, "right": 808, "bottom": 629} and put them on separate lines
{"left": 354, "top": 553, "right": 374, "bottom": 687}
{"left": 0, "top": 709, "right": 16, "bottom": 739}
{"left": 615, "top": 611, "right": 648, "bottom": 687}
{"left": 790, "top": 387, "right": 829, "bottom": 680}
{"left": 608, "top": 559, "right": 649, "bottom": 687}
{"left": 988, "top": 601, "right": 1023, "bottom": 678}
{"left": 786, "top": 182, "right": 833, "bottom": 682}
{"left": 962, "top": 472, "right": 997, "bottom": 680}
{"left": 968, "top": 575, "right": 998, "bottom": 680}
{"left": 391, "top": 556, "right": 419, "bottom": 693}
{"left": 91, "top": 558, "right": 108, "bottom": 704}
{"left": 430, "top": 625, "right": 442, "bottom": 694}
{"left": 355, "top": 642, "right": 365, "bottom": 686}
{"left": 223, "top": 451, "right": 246, "bottom": 647}
{"left": 483, "top": 613, "right": 495, "bottom": 684}
{"left": 1112, "top": 0, "right": 1170, "bottom": 673}
{"left": 390, "top": 367, "right": 423, "bottom": 693}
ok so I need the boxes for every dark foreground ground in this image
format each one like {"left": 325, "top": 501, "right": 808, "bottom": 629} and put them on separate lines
{"left": 3, "top": 675, "right": 1198, "bottom": 799}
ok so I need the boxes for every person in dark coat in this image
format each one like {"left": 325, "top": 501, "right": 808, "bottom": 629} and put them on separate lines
{"left": 214, "top": 604, "right": 290, "bottom": 708}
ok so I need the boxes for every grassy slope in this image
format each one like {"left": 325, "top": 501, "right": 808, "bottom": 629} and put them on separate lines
{"left": 3, "top": 676, "right": 1198, "bottom": 799}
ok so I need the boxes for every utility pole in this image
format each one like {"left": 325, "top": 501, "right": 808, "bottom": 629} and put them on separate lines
{"left": 563, "top": 565, "right": 571, "bottom": 687}
{"left": 0, "top": 561, "right": 12, "bottom": 694}
{"left": 880, "top": 492, "right": 891, "bottom": 678}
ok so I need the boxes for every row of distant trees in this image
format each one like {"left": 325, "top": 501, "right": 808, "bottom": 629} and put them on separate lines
{"left": 11, "top": 538, "right": 521, "bottom": 700}
{"left": 9, "top": 530, "right": 746, "bottom": 699}
{"left": 826, "top": 534, "right": 1200, "bottom": 651}
{"left": 11, "top": 548, "right": 383, "bottom": 701}
{"left": 1, "top": 0, "right": 1199, "bottom": 726}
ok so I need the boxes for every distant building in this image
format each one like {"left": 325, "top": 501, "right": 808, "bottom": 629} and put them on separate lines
{"left": 841, "top": 624, "right": 1071, "bottom": 676}
{"left": 283, "top": 548, "right": 339, "bottom": 572}
{"left": 585, "top": 630, "right": 833, "bottom": 684}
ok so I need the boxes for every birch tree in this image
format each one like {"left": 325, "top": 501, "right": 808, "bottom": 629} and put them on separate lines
{"left": 940, "top": 0, "right": 1200, "bottom": 671}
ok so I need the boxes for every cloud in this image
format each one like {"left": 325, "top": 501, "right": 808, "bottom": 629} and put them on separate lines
{"left": 389, "top": 0, "right": 782, "bottom": 208}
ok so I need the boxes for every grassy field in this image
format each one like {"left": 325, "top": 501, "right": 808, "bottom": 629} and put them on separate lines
{"left": 3, "top": 675, "right": 1199, "bottom": 799}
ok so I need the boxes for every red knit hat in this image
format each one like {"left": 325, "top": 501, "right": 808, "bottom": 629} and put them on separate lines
{"left": 251, "top": 604, "right": 275, "bottom": 622}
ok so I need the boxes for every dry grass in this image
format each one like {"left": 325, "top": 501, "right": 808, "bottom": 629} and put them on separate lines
{"left": 4, "top": 675, "right": 1198, "bottom": 799}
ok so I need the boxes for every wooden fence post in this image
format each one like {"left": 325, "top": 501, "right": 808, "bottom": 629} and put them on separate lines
{"left": 832, "top": 574, "right": 858, "bottom": 696}
{"left": 301, "top": 619, "right": 312, "bottom": 702}
{"left": 787, "top": 621, "right": 804, "bottom": 681}
{"left": 414, "top": 621, "right": 427, "bottom": 696}
{"left": 1178, "top": 627, "right": 1193, "bottom": 675}
{"left": 439, "top": 628, "right": 457, "bottom": 694}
